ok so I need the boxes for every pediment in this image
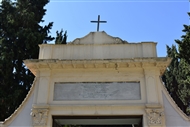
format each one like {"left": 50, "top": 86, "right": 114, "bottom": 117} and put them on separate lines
{"left": 68, "top": 31, "right": 128, "bottom": 44}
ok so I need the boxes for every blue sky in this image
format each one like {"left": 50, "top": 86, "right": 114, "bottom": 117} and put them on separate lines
{"left": 42, "top": 0, "right": 189, "bottom": 57}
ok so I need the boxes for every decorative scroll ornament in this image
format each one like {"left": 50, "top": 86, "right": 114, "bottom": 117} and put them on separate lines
{"left": 30, "top": 108, "right": 49, "bottom": 126}
{"left": 72, "top": 39, "right": 80, "bottom": 44}
{"left": 114, "top": 38, "right": 123, "bottom": 44}
{"left": 146, "top": 109, "right": 164, "bottom": 126}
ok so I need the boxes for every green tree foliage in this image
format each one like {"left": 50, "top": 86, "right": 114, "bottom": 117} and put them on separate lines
{"left": 175, "top": 12, "right": 190, "bottom": 65}
{"left": 0, "top": 0, "right": 54, "bottom": 121}
{"left": 55, "top": 29, "right": 67, "bottom": 44}
{"left": 162, "top": 45, "right": 190, "bottom": 114}
{"left": 162, "top": 13, "right": 190, "bottom": 114}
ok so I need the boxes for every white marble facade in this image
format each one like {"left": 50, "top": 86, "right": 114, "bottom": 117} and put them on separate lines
{"left": 0, "top": 31, "right": 190, "bottom": 127}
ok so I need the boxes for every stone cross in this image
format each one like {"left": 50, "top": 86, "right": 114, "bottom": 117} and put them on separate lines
{"left": 91, "top": 15, "right": 107, "bottom": 31}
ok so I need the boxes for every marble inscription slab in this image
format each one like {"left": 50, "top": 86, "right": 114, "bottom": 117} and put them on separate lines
{"left": 53, "top": 82, "right": 141, "bottom": 101}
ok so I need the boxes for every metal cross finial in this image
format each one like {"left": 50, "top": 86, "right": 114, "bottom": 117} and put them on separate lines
{"left": 90, "top": 15, "right": 107, "bottom": 31}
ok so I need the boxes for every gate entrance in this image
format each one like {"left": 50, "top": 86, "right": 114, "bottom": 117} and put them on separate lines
{"left": 52, "top": 116, "right": 142, "bottom": 127}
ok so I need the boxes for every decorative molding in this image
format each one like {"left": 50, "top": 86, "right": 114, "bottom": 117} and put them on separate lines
{"left": 114, "top": 38, "right": 123, "bottom": 44}
{"left": 146, "top": 108, "right": 164, "bottom": 126}
{"left": 72, "top": 38, "right": 80, "bottom": 44}
{"left": 61, "top": 64, "right": 65, "bottom": 68}
{"left": 72, "top": 63, "right": 76, "bottom": 68}
{"left": 31, "top": 108, "right": 49, "bottom": 126}
{"left": 68, "top": 31, "right": 125, "bottom": 44}
{"left": 145, "top": 104, "right": 162, "bottom": 108}
{"left": 24, "top": 58, "right": 171, "bottom": 76}
{"left": 105, "top": 63, "right": 109, "bottom": 68}
{"left": 83, "top": 64, "right": 87, "bottom": 68}
{"left": 115, "top": 63, "right": 119, "bottom": 69}
{"left": 94, "top": 63, "right": 98, "bottom": 68}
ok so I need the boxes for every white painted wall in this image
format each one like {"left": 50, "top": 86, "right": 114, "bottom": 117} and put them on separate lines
{"left": 163, "top": 92, "right": 190, "bottom": 127}
{"left": 8, "top": 93, "right": 34, "bottom": 127}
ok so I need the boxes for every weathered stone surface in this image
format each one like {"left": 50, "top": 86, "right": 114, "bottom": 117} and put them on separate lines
{"left": 53, "top": 82, "right": 141, "bottom": 100}
{"left": 39, "top": 43, "right": 157, "bottom": 60}
{"left": 69, "top": 31, "right": 125, "bottom": 44}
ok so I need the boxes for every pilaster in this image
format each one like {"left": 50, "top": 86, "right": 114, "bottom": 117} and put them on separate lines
{"left": 143, "top": 68, "right": 159, "bottom": 104}
{"left": 36, "top": 69, "right": 51, "bottom": 105}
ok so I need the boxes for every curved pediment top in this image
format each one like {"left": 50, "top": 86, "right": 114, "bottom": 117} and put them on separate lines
{"left": 68, "top": 31, "right": 128, "bottom": 45}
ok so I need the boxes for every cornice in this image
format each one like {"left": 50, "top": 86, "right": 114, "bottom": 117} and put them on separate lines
{"left": 24, "top": 58, "right": 171, "bottom": 76}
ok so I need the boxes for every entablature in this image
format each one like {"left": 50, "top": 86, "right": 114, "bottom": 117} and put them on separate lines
{"left": 24, "top": 58, "right": 171, "bottom": 76}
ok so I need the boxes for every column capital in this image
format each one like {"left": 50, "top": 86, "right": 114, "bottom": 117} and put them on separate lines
{"left": 30, "top": 108, "right": 49, "bottom": 126}
{"left": 145, "top": 108, "right": 164, "bottom": 126}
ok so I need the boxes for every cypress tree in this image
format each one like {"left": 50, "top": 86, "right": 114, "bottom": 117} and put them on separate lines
{"left": 0, "top": 0, "right": 54, "bottom": 120}
{"left": 55, "top": 29, "right": 67, "bottom": 44}
{"left": 162, "top": 13, "right": 190, "bottom": 114}
{"left": 176, "top": 13, "right": 190, "bottom": 65}
{"left": 162, "top": 45, "right": 189, "bottom": 114}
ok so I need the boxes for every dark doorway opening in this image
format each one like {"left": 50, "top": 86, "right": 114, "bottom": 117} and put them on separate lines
{"left": 52, "top": 116, "right": 142, "bottom": 127}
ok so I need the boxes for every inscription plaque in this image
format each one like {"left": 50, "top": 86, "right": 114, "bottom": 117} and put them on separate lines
{"left": 53, "top": 82, "right": 141, "bottom": 100}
